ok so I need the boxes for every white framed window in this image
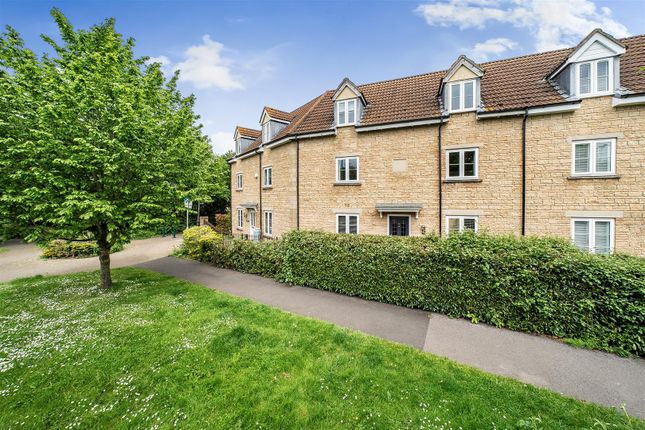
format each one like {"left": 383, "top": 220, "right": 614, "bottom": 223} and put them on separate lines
{"left": 576, "top": 58, "right": 613, "bottom": 97}
{"left": 446, "top": 216, "right": 478, "bottom": 234}
{"left": 446, "top": 148, "right": 478, "bottom": 179}
{"left": 448, "top": 79, "right": 476, "bottom": 113}
{"left": 236, "top": 208, "right": 243, "bottom": 229}
{"left": 262, "top": 123, "right": 270, "bottom": 143}
{"left": 571, "top": 218, "right": 614, "bottom": 254}
{"left": 336, "top": 99, "right": 357, "bottom": 126}
{"left": 336, "top": 156, "right": 359, "bottom": 183}
{"left": 263, "top": 210, "right": 273, "bottom": 236}
{"left": 336, "top": 214, "right": 359, "bottom": 234}
{"left": 571, "top": 139, "right": 616, "bottom": 176}
{"left": 236, "top": 173, "right": 243, "bottom": 190}
{"left": 263, "top": 166, "right": 273, "bottom": 187}
{"left": 236, "top": 139, "right": 241, "bottom": 154}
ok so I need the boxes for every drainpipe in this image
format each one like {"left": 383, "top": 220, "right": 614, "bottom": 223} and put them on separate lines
{"left": 438, "top": 120, "right": 444, "bottom": 237}
{"left": 521, "top": 109, "right": 528, "bottom": 236}
{"left": 259, "top": 151, "right": 263, "bottom": 239}
{"left": 296, "top": 139, "right": 300, "bottom": 230}
{"left": 228, "top": 162, "right": 232, "bottom": 235}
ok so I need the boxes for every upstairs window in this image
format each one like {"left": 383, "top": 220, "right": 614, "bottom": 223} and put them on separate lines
{"left": 262, "top": 123, "right": 270, "bottom": 143}
{"left": 236, "top": 139, "right": 241, "bottom": 154}
{"left": 576, "top": 59, "right": 613, "bottom": 96}
{"left": 337, "top": 214, "right": 359, "bottom": 234}
{"left": 572, "top": 218, "right": 613, "bottom": 254}
{"left": 446, "top": 216, "right": 478, "bottom": 234}
{"left": 446, "top": 148, "right": 478, "bottom": 180}
{"left": 236, "top": 173, "right": 243, "bottom": 190}
{"left": 572, "top": 139, "right": 615, "bottom": 176}
{"left": 448, "top": 80, "right": 476, "bottom": 112}
{"left": 336, "top": 156, "right": 359, "bottom": 183}
{"left": 336, "top": 99, "right": 356, "bottom": 126}
{"left": 263, "top": 166, "right": 273, "bottom": 187}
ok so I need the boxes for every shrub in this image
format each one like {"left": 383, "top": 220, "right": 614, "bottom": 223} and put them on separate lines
{"left": 42, "top": 240, "right": 125, "bottom": 259}
{"left": 178, "top": 226, "right": 283, "bottom": 278}
{"left": 214, "top": 213, "right": 231, "bottom": 236}
{"left": 180, "top": 229, "right": 645, "bottom": 356}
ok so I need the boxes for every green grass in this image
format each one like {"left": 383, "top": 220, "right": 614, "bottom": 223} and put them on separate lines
{"left": 0, "top": 269, "right": 641, "bottom": 429}
{"left": 0, "top": 247, "right": 7, "bottom": 254}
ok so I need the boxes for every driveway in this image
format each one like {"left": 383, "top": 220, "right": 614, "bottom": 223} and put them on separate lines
{"left": 0, "top": 236, "right": 182, "bottom": 283}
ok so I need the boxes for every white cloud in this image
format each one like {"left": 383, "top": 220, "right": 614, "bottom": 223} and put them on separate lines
{"left": 145, "top": 55, "right": 172, "bottom": 74}
{"left": 175, "top": 35, "right": 244, "bottom": 90}
{"left": 415, "top": 0, "right": 631, "bottom": 51}
{"left": 465, "top": 37, "right": 518, "bottom": 60}
{"left": 209, "top": 131, "right": 234, "bottom": 155}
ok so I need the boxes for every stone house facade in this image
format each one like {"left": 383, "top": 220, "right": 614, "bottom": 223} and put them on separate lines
{"left": 229, "top": 29, "right": 645, "bottom": 256}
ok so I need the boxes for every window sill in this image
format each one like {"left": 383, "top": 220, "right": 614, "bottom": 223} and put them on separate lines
{"left": 443, "top": 178, "right": 482, "bottom": 183}
{"left": 568, "top": 175, "right": 620, "bottom": 180}
{"left": 235, "top": 227, "right": 243, "bottom": 231}
{"left": 262, "top": 186, "right": 273, "bottom": 190}
{"left": 334, "top": 181, "right": 362, "bottom": 186}
{"left": 336, "top": 123, "right": 357, "bottom": 128}
{"left": 235, "top": 189, "right": 243, "bottom": 192}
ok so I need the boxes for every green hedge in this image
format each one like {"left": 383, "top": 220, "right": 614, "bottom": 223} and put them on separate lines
{"left": 179, "top": 227, "right": 645, "bottom": 356}
{"left": 42, "top": 240, "right": 125, "bottom": 259}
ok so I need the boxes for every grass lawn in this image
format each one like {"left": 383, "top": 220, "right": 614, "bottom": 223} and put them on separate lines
{"left": 0, "top": 269, "right": 641, "bottom": 429}
{"left": 0, "top": 247, "right": 8, "bottom": 254}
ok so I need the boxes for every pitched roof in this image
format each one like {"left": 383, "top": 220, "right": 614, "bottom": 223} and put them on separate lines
{"left": 263, "top": 106, "right": 293, "bottom": 122}
{"left": 235, "top": 126, "right": 261, "bottom": 139}
{"left": 234, "top": 32, "right": 644, "bottom": 157}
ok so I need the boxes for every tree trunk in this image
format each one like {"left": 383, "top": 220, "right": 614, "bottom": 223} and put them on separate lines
{"left": 97, "top": 224, "right": 112, "bottom": 289}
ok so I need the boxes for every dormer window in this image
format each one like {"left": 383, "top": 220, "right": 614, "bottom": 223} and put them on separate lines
{"left": 448, "top": 79, "right": 476, "bottom": 112}
{"left": 336, "top": 99, "right": 356, "bottom": 126}
{"left": 262, "top": 123, "right": 270, "bottom": 143}
{"left": 441, "top": 55, "right": 483, "bottom": 115}
{"left": 548, "top": 29, "right": 625, "bottom": 99}
{"left": 576, "top": 58, "right": 613, "bottom": 97}
{"left": 332, "top": 78, "right": 366, "bottom": 128}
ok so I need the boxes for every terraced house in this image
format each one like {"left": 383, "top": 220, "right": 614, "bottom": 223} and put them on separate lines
{"left": 229, "top": 29, "right": 645, "bottom": 257}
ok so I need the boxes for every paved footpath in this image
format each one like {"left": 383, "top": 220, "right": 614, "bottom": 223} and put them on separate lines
{"left": 0, "top": 236, "right": 182, "bottom": 283}
{"left": 138, "top": 256, "right": 645, "bottom": 418}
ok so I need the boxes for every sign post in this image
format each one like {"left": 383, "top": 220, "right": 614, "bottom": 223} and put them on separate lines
{"left": 183, "top": 197, "right": 192, "bottom": 229}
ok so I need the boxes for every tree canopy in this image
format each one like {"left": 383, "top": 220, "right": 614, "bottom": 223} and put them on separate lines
{"left": 0, "top": 9, "right": 218, "bottom": 288}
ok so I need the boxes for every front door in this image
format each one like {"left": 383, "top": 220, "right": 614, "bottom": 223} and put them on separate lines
{"left": 389, "top": 216, "right": 410, "bottom": 236}
{"left": 248, "top": 209, "right": 256, "bottom": 234}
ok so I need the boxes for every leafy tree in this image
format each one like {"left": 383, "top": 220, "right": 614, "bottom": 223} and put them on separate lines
{"left": 0, "top": 9, "right": 212, "bottom": 288}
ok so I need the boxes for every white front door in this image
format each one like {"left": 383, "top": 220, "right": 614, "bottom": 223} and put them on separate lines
{"left": 248, "top": 209, "right": 256, "bottom": 235}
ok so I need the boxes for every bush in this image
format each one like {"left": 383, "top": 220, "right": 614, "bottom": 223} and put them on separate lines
{"left": 42, "top": 240, "right": 125, "bottom": 259}
{"left": 178, "top": 226, "right": 283, "bottom": 278}
{"left": 180, "top": 229, "right": 645, "bottom": 356}
{"left": 213, "top": 213, "right": 231, "bottom": 236}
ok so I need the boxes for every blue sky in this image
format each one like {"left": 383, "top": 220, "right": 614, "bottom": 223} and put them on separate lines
{"left": 2, "top": 0, "right": 644, "bottom": 154}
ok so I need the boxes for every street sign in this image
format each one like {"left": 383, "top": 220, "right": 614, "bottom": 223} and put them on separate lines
{"left": 183, "top": 197, "right": 192, "bottom": 209}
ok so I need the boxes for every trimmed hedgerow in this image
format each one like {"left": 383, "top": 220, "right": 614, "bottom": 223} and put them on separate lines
{"left": 179, "top": 227, "right": 645, "bottom": 356}
{"left": 178, "top": 226, "right": 284, "bottom": 278}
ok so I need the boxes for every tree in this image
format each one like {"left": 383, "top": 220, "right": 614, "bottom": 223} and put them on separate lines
{"left": 0, "top": 9, "right": 212, "bottom": 288}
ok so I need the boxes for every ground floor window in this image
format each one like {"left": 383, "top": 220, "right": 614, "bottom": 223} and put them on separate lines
{"left": 446, "top": 216, "right": 478, "bottom": 234}
{"left": 263, "top": 211, "right": 273, "bottom": 236}
{"left": 236, "top": 208, "right": 243, "bottom": 229}
{"left": 337, "top": 214, "right": 359, "bottom": 234}
{"left": 571, "top": 218, "right": 613, "bottom": 254}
